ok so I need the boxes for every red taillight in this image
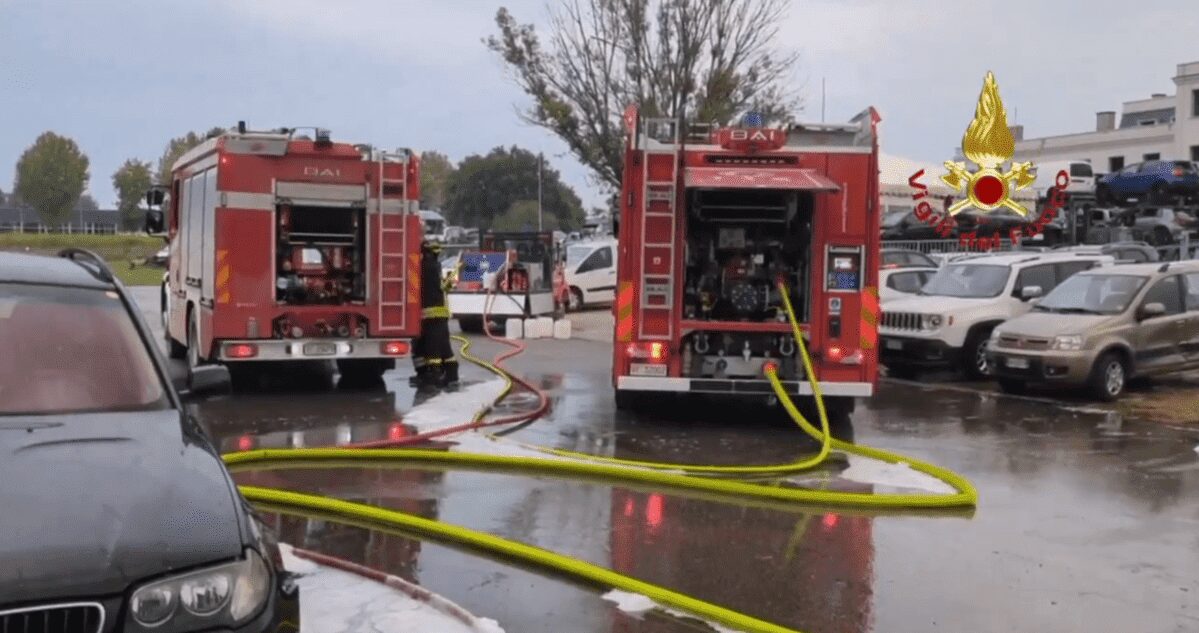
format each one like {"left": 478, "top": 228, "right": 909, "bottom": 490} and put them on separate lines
{"left": 1174, "top": 166, "right": 1185, "bottom": 177}
{"left": 237, "top": 435, "right": 255, "bottom": 452}
{"left": 226, "top": 343, "right": 258, "bottom": 359}
{"left": 388, "top": 422, "right": 408, "bottom": 441}
{"left": 645, "top": 493, "right": 664, "bottom": 530}
{"left": 826, "top": 346, "right": 863, "bottom": 365}
{"left": 381, "top": 341, "right": 410, "bottom": 356}
{"left": 762, "top": 360, "right": 780, "bottom": 375}
{"left": 626, "top": 342, "right": 669, "bottom": 362}
{"left": 822, "top": 513, "right": 839, "bottom": 529}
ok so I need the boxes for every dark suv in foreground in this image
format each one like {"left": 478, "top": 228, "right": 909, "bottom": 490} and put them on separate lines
{"left": 0, "top": 250, "right": 299, "bottom": 632}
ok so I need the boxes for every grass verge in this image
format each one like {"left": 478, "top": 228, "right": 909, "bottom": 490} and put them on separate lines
{"left": 0, "top": 233, "right": 166, "bottom": 286}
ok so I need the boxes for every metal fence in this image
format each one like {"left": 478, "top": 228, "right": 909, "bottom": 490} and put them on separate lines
{"left": 882, "top": 239, "right": 1022, "bottom": 255}
{"left": 0, "top": 223, "right": 119, "bottom": 234}
{"left": 884, "top": 233, "right": 1196, "bottom": 261}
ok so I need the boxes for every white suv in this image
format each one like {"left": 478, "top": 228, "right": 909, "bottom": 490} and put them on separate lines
{"left": 879, "top": 252, "right": 1114, "bottom": 379}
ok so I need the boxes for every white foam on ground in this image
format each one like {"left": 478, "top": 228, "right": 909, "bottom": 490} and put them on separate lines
{"left": 402, "top": 376, "right": 588, "bottom": 461}
{"left": 1063, "top": 405, "right": 1115, "bottom": 416}
{"left": 602, "top": 590, "right": 739, "bottom": 633}
{"left": 404, "top": 380, "right": 510, "bottom": 432}
{"left": 280, "top": 545, "right": 504, "bottom": 633}
{"left": 838, "top": 454, "right": 956, "bottom": 494}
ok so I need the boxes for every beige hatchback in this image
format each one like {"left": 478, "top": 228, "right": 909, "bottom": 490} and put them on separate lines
{"left": 987, "top": 261, "right": 1199, "bottom": 400}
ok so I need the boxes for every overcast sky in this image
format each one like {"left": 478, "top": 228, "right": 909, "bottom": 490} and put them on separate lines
{"left": 2, "top": 0, "right": 1198, "bottom": 209}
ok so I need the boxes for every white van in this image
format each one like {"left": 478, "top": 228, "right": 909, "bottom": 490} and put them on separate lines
{"left": 419, "top": 210, "right": 447, "bottom": 241}
{"left": 1033, "top": 160, "right": 1095, "bottom": 198}
{"left": 564, "top": 238, "right": 617, "bottom": 310}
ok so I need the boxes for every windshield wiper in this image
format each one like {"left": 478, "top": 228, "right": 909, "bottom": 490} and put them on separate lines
{"left": 1053, "top": 307, "right": 1103, "bottom": 315}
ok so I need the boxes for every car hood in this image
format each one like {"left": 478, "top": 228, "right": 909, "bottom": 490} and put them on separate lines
{"left": 997, "top": 310, "right": 1119, "bottom": 338}
{"left": 0, "top": 410, "right": 245, "bottom": 604}
{"left": 882, "top": 295, "right": 997, "bottom": 314}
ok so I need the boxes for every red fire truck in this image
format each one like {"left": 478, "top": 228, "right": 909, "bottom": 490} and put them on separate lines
{"left": 612, "top": 108, "right": 882, "bottom": 416}
{"left": 147, "top": 124, "right": 424, "bottom": 382}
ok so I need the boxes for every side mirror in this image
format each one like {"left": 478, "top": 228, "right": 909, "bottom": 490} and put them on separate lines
{"left": 1019, "top": 285, "right": 1043, "bottom": 300}
{"left": 144, "top": 210, "right": 164, "bottom": 235}
{"left": 179, "top": 365, "right": 232, "bottom": 400}
{"left": 145, "top": 187, "right": 167, "bottom": 207}
{"left": 1138, "top": 302, "right": 1167, "bottom": 320}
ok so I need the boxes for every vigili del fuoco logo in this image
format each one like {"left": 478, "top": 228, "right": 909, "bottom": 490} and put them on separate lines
{"left": 908, "top": 72, "right": 1069, "bottom": 250}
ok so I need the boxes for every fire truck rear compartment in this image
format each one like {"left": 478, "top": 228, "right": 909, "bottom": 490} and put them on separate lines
{"left": 681, "top": 188, "right": 813, "bottom": 379}
{"left": 273, "top": 204, "right": 369, "bottom": 337}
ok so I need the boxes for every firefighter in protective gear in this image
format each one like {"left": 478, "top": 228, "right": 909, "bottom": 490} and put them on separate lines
{"left": 411, "top": 240, "right": 459, "bottom": 387}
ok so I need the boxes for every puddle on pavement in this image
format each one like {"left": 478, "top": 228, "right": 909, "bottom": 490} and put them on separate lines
{"left": 196, "top": 363, "right": 1199, "bottom": 633}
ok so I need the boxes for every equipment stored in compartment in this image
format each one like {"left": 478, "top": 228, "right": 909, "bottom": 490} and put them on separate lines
{"left": 275, "top": 205, "right": 367, "bottom": 305}
{"left": 682, "top": 188, "right": 812, "bottom": 323}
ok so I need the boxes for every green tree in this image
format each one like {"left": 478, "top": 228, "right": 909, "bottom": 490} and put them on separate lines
{"left": 156, "top": 127, "right": 226, "bottom": 185}
{"left": 113, "top": 159, "right": 154, "bottom": 230}
{"left": 487, "top": 0, "right": 800, "bottom": 191}
{"left": 444, "top": 146, "right": 584, "bottom": 231}
{"left": 491, "top": 199, "right": 560, "bottom": 232}
{"left": 14, "top": 132, "right": 91, "bottom": 227}
{"left": 419, "top": 151, "right": 456, "bottom": 211}
{"left": 74, "top": 194, "right": 99, "bottom": 211}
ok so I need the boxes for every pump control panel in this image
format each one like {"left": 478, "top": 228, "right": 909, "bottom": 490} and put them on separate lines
{"left": 825, "top": 245, "right": 863, "bottom": 293}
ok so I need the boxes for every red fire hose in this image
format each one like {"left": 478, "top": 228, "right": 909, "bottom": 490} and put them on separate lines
{"left": 345, "top": 291, "right": 550, "bottom": 449}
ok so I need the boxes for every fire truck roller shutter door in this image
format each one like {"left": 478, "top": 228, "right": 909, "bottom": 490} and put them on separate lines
{"left": 201, "top": 168, "right": 218, "bottom": 302}
{"left": 275, "top": 181, "right": 368, "bottom": 206}
{"left": 684, "top": 166, "right": 841, "bottom": 192}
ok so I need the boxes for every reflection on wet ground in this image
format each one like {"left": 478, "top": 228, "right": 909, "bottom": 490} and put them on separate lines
{"left": 198, "top": 337, "right": 1199, "bottom": 633}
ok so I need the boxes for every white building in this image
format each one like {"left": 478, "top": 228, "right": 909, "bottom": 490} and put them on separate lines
{"left": 1013, "top": 61, "right": 1199, "bottom": 175}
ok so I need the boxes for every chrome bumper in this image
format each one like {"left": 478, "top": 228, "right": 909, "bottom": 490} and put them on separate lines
{"left": 216, "top": 338, "right": 410, "bottom": 361}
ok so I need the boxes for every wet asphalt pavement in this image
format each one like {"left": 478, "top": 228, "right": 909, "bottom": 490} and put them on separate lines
{"left": 130, "top": 287, "right": 1199, "bottom": 633}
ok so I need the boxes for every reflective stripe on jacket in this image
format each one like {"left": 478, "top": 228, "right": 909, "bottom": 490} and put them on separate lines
{"left": 422, "top": 305, "right": 451, "bottom": 319}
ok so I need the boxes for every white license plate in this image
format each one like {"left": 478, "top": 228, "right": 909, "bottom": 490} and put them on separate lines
{"left": 302, "top": 342, "right": 337, "bottom": 356}
{"left": 1005, "top": 357, "right": 1029, "bottom": 369}
{"left": 630, "top": 363, "right": 667, "bottom": 377}
{"left": 885, "top": 339, "right": 904, "bottom": 350}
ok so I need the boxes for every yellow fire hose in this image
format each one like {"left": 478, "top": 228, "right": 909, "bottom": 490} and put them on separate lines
{"left": 224, "top": 282, "right": 977, "bottom": 633}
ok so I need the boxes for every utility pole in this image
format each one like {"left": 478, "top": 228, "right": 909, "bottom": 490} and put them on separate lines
{"left": 821, "top": 77, "right": 826, "bottom": 123}
{"left": 537, "top": 152, "right": 544, "bottom": 231}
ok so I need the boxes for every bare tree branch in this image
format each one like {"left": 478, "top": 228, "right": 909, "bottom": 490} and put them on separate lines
{"left": 486, "top": 0, "right": 802, "bottom": 191}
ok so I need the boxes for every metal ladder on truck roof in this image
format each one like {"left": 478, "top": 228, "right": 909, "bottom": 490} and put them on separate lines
{"left": 375, "top": 150, "right": 412, "bottom": 332}
{"left": 638, "top": 122, "right": 681, "bottom": 341}
{"left": 639, "top": 117, "right": 717, "bottom": 148}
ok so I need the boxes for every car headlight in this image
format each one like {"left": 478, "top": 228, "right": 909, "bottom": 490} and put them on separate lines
{"left": 921, "top": 314, "right": 944, "bottom": 329}
{"left": 128, "top": 549, "right": 271, "bottom": 631}
{"left": 989, "top": 329, "right": 1003, "bottom": 343}
{"left": 1052, "top": 335, "right": 1083, "bottom": 351}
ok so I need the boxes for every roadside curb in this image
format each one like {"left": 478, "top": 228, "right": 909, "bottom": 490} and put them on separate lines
{"left": 879, "top": 376, "right": 1094, "bottom": 408}
{"left": 880, "top": 377, "right": 1199, "bottom": 429}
